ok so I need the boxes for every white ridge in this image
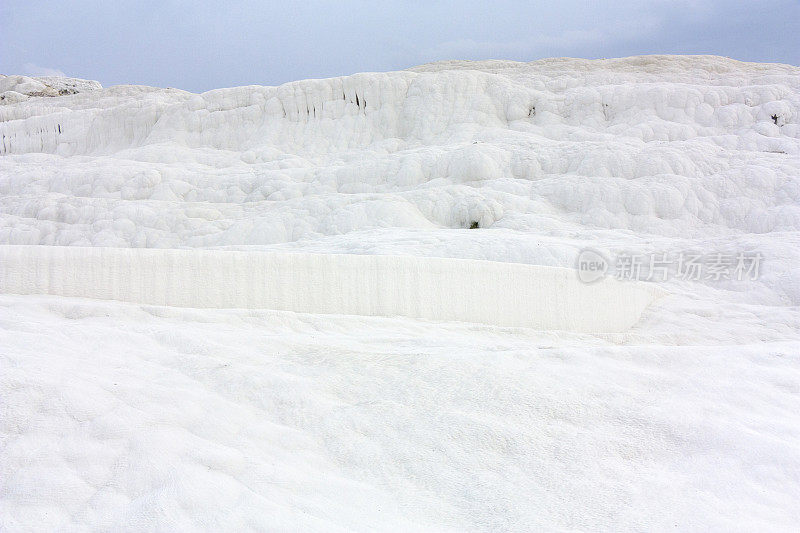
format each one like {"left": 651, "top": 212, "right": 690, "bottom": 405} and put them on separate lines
{"left": 0, "top": 245, "right": 661, "bottom": 332}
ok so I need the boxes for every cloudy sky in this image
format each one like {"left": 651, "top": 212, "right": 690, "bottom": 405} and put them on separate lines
{"left": 2, "top": 0, "right": 798, "bottom": 92}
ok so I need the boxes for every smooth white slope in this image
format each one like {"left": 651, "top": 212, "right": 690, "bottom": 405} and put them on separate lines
{"left": 0, "top": 245, "right": 662, "bottom": 333}
{"left": 1, "top": 295, "right": 798, "bottom": 531}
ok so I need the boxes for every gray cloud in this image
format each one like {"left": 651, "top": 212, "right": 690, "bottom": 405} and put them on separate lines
{"left": 1, "top": 0, "right": 797, "bottom": 93}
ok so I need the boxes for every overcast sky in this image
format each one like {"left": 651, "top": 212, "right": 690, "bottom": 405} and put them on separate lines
{"left": 2, "top": 0, "right": 798, "bottom": 93}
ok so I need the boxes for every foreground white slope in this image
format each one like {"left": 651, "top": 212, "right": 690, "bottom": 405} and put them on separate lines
{"left": 1, "top": 295, "right": 798, "bottom": 531}
{"left": 1, "top": 55, "right": 799, "bottom": 531}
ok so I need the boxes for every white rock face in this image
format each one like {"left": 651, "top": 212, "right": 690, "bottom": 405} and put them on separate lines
{"left": 1, "top": 56, "right": 799, "bottom": 531}
{"left": 0, "top": 245, "right": 662, "bottom": 333}
{"left": 0, "top": 74, "right": 101, "bottom": 103}
{"left": 0, "top": 55, "right": 797, "bottom": 250}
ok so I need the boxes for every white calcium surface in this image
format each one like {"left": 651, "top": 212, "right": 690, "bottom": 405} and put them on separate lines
{"left": 1, "top": 56, "right": 799, "bottom": 531}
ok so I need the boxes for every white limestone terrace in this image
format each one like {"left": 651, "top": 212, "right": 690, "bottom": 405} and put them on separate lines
{"left": 0, "top": 56, "right": 797, "bottom": 244}
{"left": 1, "top": 56, "right": 800, "bottom": 531}
{"left": 0, "top": 55, "right": 798, "bottom": 306}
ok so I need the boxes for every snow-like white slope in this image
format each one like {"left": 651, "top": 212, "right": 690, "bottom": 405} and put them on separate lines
{"left": 0, "top": 245, "right": 662, "bottom": 332}
{"left": 2, "top": 295, "right": 798, "bottom": 531}
{"left": 1, "top": 56, "right": 799, "bottom": 531}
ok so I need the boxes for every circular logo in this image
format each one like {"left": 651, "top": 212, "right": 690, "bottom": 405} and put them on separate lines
{"left": 576, "top": 248, "right": 608, "bottom": 283}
